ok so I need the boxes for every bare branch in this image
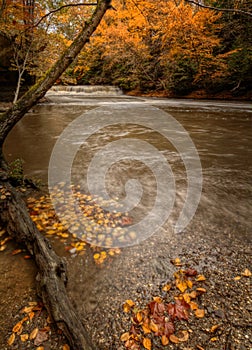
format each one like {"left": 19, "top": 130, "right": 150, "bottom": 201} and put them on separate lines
{"left": 185, "top": 0, "right": 252, "bottom": 17}
{"left": 34, "top": 2, "right": 98, "bottom": 28}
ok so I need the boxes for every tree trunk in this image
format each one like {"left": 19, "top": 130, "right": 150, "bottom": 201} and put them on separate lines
{"left": 0, "top": 1, "right": 111, "bottom": 348}
{"left": 0, "top": 168, "right": 94, "bottom": 350}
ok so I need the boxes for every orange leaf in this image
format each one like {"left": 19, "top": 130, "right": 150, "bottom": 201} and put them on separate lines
{"left": 170, "top": 334, "right": 179, "bottom": 343}
{"left": 136, "top": 311, "right": 142, "bottom": 323}
{"left": 189, "top": 301, "right": 198, "bottom": 310}
{"left": 29, "top": 328, "right": 39, "bottom": 340}
{"left": 176, "top": 279, "right": 188, "bottom": 293}
{"left": 177, "top": 330, "right": 189, "bottom": 342}
{"left": 210, "top": 337, "right": 218, "bottom": 342}
{"left": 149, "top": 320, "right": 159, "bottom": 333}
{"left": 242, "top": 268, "right": 251, "bottom": 277}
{"left": 189, "top": 290, "right": 197, "bottom": 298}
{"left": 7, "top": 333, "right": 15, "bottom": 346}
{"left": 183, "top": 293, "right": 191, "bottom": 303}
{"left": 161, "top": 335, "right": 169, "bottom": 345}
{"left": 153, "top": 296, "right": 162, "bottom": 303}
{"left": 210, "top": 324, "right": 220, "bottom": 333}
{"left": 12, "top": 321, "right": 23, "bottom": 333}
{"left": 62, "top": 345, "right": 70, "bottom": 350}
{"left": 196, "top": 287, "right": 207, "bottom": 294}
{"left": 162, "top": 284, "right": 171, "bottom": 292}
{"left": 195, "top": 309, "right": 205, "bottom": 318}
{"left": 143, "top": 337, "right": 151, "bottom": 350}
{"left": 196, "top": 275, "right": 206, "bottom": 281}
{"left": 20, "top": 333, "right": 29, "bottom": 342}
{"left": 142, "top": 324, "right": 151, "bottom": 334}
{"left": 120, "top": 332, "right": 130, "bottom": 342}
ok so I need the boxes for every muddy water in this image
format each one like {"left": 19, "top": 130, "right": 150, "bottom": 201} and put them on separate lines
{"left": 2, "top": 94, "right": 252, "bottom": 348}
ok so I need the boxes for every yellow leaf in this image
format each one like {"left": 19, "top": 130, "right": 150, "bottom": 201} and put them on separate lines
{"left": 162, "top": 284, "right": 171, "bottom": 292}
{"left": 187, "top": 279, "right": 193, "bottom": 289}
{"left": 171, "top": 257, "right": 182, "bottom": 266}
{"left": 29, "top": 327, "right": 38, "bottom": 340}
{"left": 161, "top": 335, "right": 169, "bottom": 345}
{"left": 196, "top": 287, "right": 207, "bottom": 294}
{"left": 20, "top": 333, "right": 29, "bottom": 342}
{"left": 183, "top": 293, "right": 191, "bottom": 303}
{"left": 210, "top": 337, "right": 218, "bottom": 342}
{"left": 143, "top": 337, "right": 151, "bottom": 350}
{"left": 196, "top": 275, "right": 206, "bottom": 281}
{"left": 125, "top": 299, "right": 135, "bottom": 307}
{"left": 62, "top": 345, "right": 70, "bottom": 350}
{"left": 120, "top": 332, "right": 130, "bottom": 342}
{"left": 195, "top": 309, "right": 205, "bottom": 318}
{"left": 241, "top": 268, "right": 251, "bottom": 277}
{"left": 7, "top": 333, "right": 15, "bottom": 346}
{"left": 170, "top": 334, "right": 179, "bottom": 343}
{"left": 176, "top": 279, "right": 188, "bottom": 293}
{"left": 234, "top": 276, "right": 241, "bottom": 281}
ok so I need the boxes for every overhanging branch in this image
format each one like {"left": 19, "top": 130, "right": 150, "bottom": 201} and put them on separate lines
{"left": 185, "top": 0, "right": 252, "bottom": 17}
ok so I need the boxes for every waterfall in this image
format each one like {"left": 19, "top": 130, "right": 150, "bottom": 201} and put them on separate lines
{"left": 48, "top": 85, "right": 123, "bottom": 96}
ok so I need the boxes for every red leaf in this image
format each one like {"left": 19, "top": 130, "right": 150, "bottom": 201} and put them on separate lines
{"left": 184, "top": 268, "right": 198, "bottom": 276}
{"left": 148, "top": 301, "right": 165, "bottom": 318}
{"left": 164, "top": 321, "right": 175, "bottom": 337}
{"left": 167, "top": 299, "right": 189, "bottom": 321}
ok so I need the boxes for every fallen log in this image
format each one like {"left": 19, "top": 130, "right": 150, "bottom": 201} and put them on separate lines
{"left": 0, "top": 176, "right": 94, "bottom": 350}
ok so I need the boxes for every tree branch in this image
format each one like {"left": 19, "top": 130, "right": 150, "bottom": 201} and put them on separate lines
{"left": 34, "top": 2, "right": 98, "bottom": 28}
{"left": 185, "top": 0, "right": 252, "bottom": 17}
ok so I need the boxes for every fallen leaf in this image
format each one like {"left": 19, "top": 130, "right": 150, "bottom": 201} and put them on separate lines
{"left": 123, "top": 300, "right": 135, "bottom": 313}
{"left": 162, "top": 284, "right": 171, "bottom": 292}
{"left": 171, "top": 257, "right": 183, "bottom": 266}
{"left": 195, "top": 309, "right": 205, "bottom": 318}
{"left": 11, "top": 249, "right": 22, "bottom": 255}
{"left": 12, "top": 321, "right": 23, "bottom": 333}
{"left": 142, "top": 324, "right": 151, "bottom": 334}
{"left": 176, "top": 279, "right": 188, "bottom": 293}
{"left": 136, "top": 311, "right": 142, "bottom": 323}
{"left": 142, "top": 337, "right": 151, "bottom": 350}
{"left": 234, "top": 276, "right": 241, "bottom": 281}
{"left": 183, "top": 293, "right": 191, "bottom": 303}
{"left": 177, "top": 330, "right": 189, "bottom": 342}
{"left": 20, "top": 333, "right": 29, "bottom": 342}
{"left": 34, "top": 330, "right": 49, "bottom": 346}
{"left": 30, "top": 327, "right": 39, "bottom": 340}
{"left": 242, "top": 268, "right": 251, "bottom": 277}
{"left": 210, "top": 337, "right": 218, "bottom": 342}
{"left": 120, "top": 332, "right": 130, "bottom": 342}
{"left": 7, "top": 333, "right": 15, "bottom": 346}
{"left": 185, "top": 268, "right": 198, "bottom": 276}
{"left": 189, "top": 301, "right": 198, "bottom": 310}
{"left": 189, "top": 290, "right": 197, "bottom": 298}
{"left": 62, "top": 345, "right": 70, "bottom": 350}
{"left": 36, "top": 347, "right": 44, "bottom": 350}
{"left": 170, "top": 334, "right": 179, "bottom": 343}
{"left": 196, "top": 287, "right": 207, "bottom": 294}
{"left": 149, "top": 320, "right": 159, "bottom": 333}
{"left": 161, "top": 335, "right": 169, "bottom": 345}
{"left": 210, "top": 324, "right": 220, "bottom": 333}
{"left": 196, "top": 275, "right": 206, "bottom": 281}
{"left": 167, "top": 299, "right": 189, "bottom": 320}
{"left": 196, "top": 346, "right": 204, "bottom": 350}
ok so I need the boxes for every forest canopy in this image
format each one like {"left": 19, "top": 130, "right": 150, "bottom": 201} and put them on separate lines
{"left": 0, "top": 0, "right": 251, "bottom": 98}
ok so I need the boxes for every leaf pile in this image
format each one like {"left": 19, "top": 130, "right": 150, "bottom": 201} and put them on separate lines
{"left": 27, "top": 186, "right": 134, "bottom": 263}
{"left": 7, "top": 301, "right": 69, "bottom": 349}
{"left": 121, "top": 266, "right": 208, "bottom": 349}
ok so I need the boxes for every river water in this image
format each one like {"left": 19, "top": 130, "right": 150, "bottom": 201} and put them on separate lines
{"left": 2, "top": 89, "right": 252, "bottom": 348}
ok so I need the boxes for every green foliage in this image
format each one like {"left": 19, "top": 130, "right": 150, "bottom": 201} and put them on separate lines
{"left": 8, "top": 158, "right": 24, "bottom": 186}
